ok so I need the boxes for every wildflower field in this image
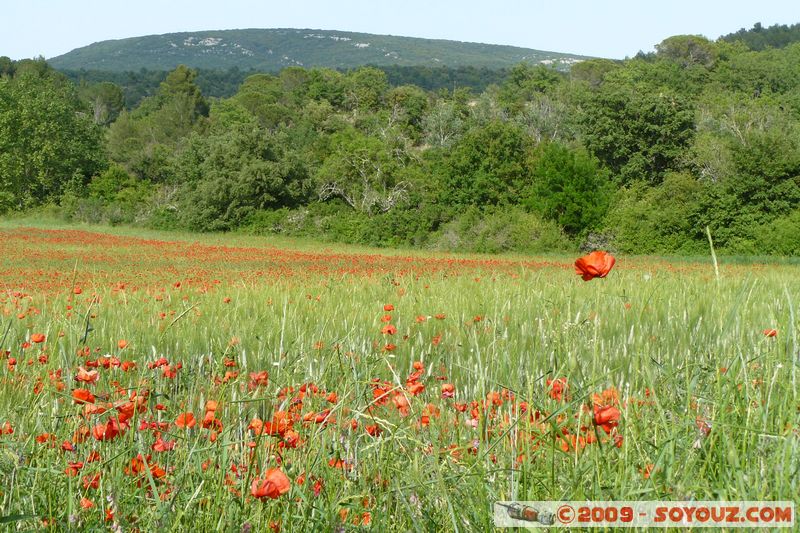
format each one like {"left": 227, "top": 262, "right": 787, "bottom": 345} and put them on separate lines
{"left": 0, "top": 224, "right": 798, "bottom": 531}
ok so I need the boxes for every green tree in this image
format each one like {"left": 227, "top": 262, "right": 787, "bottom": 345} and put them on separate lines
{"left": 316, "top": 129, "right": 414, "bottom": 215}
{"left": 231, "top": 74, "right": 294, "bottom": 130}
{"left": 386, "top": 85, "right": 429, "bottom": 141}
{"left": 577, "top": 83, "right": 695, "bottom": 184}
{"left": 307, "top": 68, "right": 347, "bottom": 108}
{"left": 498, "top": 63, "right": 563, "bottom": 113}
{"left": 107, "top": 65, "right": 208, "bottom": 181}
{"left": 603, "top": 173, "right": 706, "bottom": 253}
{"left": 0, "top": 59, "right": 103, "bottom": 211}
{"left": 173, "top": 104, "right": 311, "bottom": 231}
{"left": 344, "top": 67, "right": 389, "bottom": 114}
{"left": 570, "top": 59, "right": 620, "bottom": 88}
{"left": 423, "top": 99, "right": 465, "bottom": 148}
{"left": 78, "top": 81, "right": 125, "bottom": 125}
{"left": 655, "top": 35, "right": 718, "bottom": 68}
{"left": 523, "top": 143, "right": 611, "bottom": 236}
{"left": 442, "top": 120, "right": 533, "bottom": 207}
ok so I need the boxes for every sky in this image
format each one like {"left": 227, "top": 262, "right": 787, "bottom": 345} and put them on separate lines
{"left": 4, "top": 0, "right": 799, "bottom": 60}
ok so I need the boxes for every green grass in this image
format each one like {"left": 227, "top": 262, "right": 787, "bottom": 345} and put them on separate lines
{"left": 0, "top": 223, "right": 798, "bottom": 530}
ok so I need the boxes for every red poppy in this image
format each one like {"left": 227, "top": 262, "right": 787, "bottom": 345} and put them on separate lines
{"left": 263, "top": 411, "right": 292, "bottom": 436}
{"left": 593, "top": 404, "right": 620, "bottom": 434}
{"left": 381, "top": 324, "right": 397, "bottom": 335}
{"left": 75, "top": 367, "right": 99, "bottom": 384}
{"left": 763, "top": 329, "right": 778, "bottom": 337}
{"left": 117, "top": 339, "right": 128, "bottom": 349}
{"left": 83, "top": 472, "right": 101, "bottom": 489}
{"left": 441, "top": 383, "right": 455, "bottom": 398}
{"left": 35, "top": 433, "right": 55, "bottom": 444}
{"left": 640, "top": 463, "right": 655, "bottom": 479}
{"left": 72, "top": 388, "right": 96, "bottom": 404}
{"left": 574, "top": 251, "right": 616, "bottom": 281}
{"left": 152, "top": 436, "right": 176, "bottom": 452}
{"left": 92, "top": 417, "right": 122, "bottom": 441}
{"left": 175, "top": 412, "right": 196, "bottom": 429}
{"left": 406, "top": 381, "right": 425, "bottom": 396}
{"left": 31, "top": 333, "right": 46, "bottom": 344}
{"left": 251, "top": 468, "right": 291, "bottom": 499}
{"left": 393, "top": 393, "right": 410, "bottom": 417}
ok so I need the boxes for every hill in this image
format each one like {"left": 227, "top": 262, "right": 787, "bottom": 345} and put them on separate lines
{"left": 47, "top": 28, "right": 590, "bottom": 72}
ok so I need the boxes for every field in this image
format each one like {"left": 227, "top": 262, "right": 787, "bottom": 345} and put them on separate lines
{"left": 0, "top": 223, "right": 798, "bottom": 530}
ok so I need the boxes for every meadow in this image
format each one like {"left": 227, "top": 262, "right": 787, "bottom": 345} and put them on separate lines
{"left": 0, "top": 223, "right": 798, "bottom": 531}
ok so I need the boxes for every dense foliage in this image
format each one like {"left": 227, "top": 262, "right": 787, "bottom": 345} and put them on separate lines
{"left": 61, "top": 65, "right": 509, "bottom": 111}
{"left": 3, "top": 26, "right": 800, "bottom": 255}
{"left": 720, "top": 21, "right": 800, "bottom": 51}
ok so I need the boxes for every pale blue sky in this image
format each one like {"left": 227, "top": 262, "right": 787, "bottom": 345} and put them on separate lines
{"left": 4, "top": 0, "right": 799, "bottom": 60}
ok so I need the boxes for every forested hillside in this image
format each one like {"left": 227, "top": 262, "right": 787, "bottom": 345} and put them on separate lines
{"left": 48, "top": 28, "right": 588, "bottom": 71}
{"left": 2, "top": 30, "right": 800, "bottom": 255}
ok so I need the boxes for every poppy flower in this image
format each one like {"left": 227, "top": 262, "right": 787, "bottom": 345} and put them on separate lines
{"left": 763, "top": 329, "right": 778, "bottom": 337}
{"left": 263, "top": 411, "right": 292, "bottom": 436}
{"left": 251, "top": 468, "right": 291, "bottom": 499}
{"left": 175, "top": 412, "right": 196, "bottom": 429}
{"left": 75, "top": 367, "right": 99, "bottom": 384}
{"left": 593, "top": 404, "right": 620, "bottom": 434}
{"left": 92, "top": 417, "right": 122, "bottom": 441}
{"left": 31, "top": 333, "right": 46, "bottom": 344}
{"left": 83, "top": 472, "right": 101, "bottom": 489}
{"left": 381, "top": 324, "right": 397, "bottom": 335}
{"left": 117, "top": 339, "right": 128, "bottom": 349}
{"left": 441, "top": 383, "right": 455, "bottom": 398}
{"left": 65, "top": 461, "right": 84, "bottom": 476}
{"left": 80, "top": 497, "right": 95, "bottom": 509}
{"left": 406, "top": 382, "right": 425, "bottom": 396}
{"left": 152, "top": 436, "right": 176, "bottom": 452}
{"left": 393, "top": 393, "right": 410, "bottom": 416}
{"left": 547, "top": 377, "right": 569, "bottom": 401}
{"left": 35, "top": 433, "right": 55, "bottom": 444}
{"left": 574, "top": 251, "right": 616, "bottom": 281}
{"left": 72, "top": 388, "right": 95, "bottom": 404}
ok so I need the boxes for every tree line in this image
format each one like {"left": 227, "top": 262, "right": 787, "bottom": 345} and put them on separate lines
{"left": 59, "top": 65, "right": 510, "bottom": 109}
{"left": 2, "top": 31, "right": 800, "bottom": 255}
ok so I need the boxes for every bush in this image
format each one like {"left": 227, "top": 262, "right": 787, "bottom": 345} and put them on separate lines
{"left": 60, "top": 165, "right": 155, "bottom": 226}
{"left": 603, "top": 173, "right": 706, "bottom": 254}
{"left": 522, "top": 142, "right": 611, "bottom": 237}
{"left": 431, "top": 206, "right": 572, "bottom": 254}
{"left": 751, "top": 209, "right": 800, "bottom": 255}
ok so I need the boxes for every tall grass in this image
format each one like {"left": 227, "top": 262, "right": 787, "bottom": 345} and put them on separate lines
{"left": 0, "top": 225, "right": 797, "bottom": 530}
